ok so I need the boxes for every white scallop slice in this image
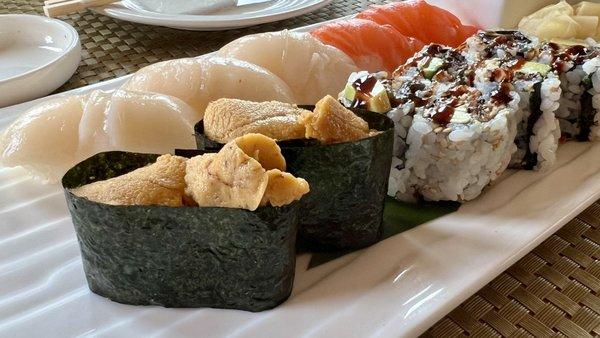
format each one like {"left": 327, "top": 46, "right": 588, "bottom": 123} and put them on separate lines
{"left": 78, "top": 90, "right": 113, "bottom": 156}
{"left": 122, "top": 56, "right": 296, "bottom": 116}
{"left": 122, "top": 58, "right": 209, "bottom": 118}
{"left": 0, "top": 94, "right": 88, "bottom": 182}
{"left": 218, "top": 30, "right": 359, "bottom": 105}
{"left": 105, "top": 89, "right": 198, "bottom": 154}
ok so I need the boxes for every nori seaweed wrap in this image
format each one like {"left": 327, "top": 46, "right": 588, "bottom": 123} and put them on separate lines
{"left": 62, "top": 151, "right": 299, "bottom": 312}
{"left": 194, "top": 108, "right": 394, "bottom": 251}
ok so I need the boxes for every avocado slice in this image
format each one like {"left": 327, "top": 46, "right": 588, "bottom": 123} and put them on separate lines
{"left": 449, "top": 105, "right": 471, "bottom": 124}
{"left": 341, "top": 76, "right": 391, "bottom": 113}
{"left": 517, "top": 62, "right": 552, "bottom": 76}
{"left": 366, "top": 86, "right": 392, "bottom": 113}
{"left": 342, "top": 83, "right": 357, "bottom": 102}
{"left": 423, "top": 57, "right": 445, "bottom": 79}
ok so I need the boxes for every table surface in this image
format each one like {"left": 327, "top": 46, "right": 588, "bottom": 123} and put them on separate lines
{"left": 3, "top": 1, "right": 600, "bottom": 337}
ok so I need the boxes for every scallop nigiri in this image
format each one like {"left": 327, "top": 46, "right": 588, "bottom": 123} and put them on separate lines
{"left": 105, "top": 90, "right": 197, "bottom": 154}
{"left": 311, "top": 19, "right": 424, "bottom": 73}
{"left": 356, "top": 0, "right": 478, "bottom": 47}
{"left": 122, "top": 56, "right": 296, "bottom": 116}
{"left": 0, "top": 94, "right": 88, "bottom": 182}
{"left": 1, "top": 90, "right": 198, "bottom": 182}
{"left": 217, "top": 30, "right": 359, "bottom": 104}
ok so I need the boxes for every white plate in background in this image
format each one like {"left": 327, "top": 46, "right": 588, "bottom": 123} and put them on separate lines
{"left": 93, "top": 0, "right": 333, "bottom": 30}
{"left": 0, "top": 14, "right": 80, "bottom": 108}
{"left": 2, "top": 1, "right": 600, "bottom": 337}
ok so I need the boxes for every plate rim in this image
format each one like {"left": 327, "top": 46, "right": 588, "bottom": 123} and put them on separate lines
{"left": 92, "top": 0, "right": 334, "bottom": 30}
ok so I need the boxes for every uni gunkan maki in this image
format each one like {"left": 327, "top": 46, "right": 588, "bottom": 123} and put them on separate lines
{"left": 195, "top": 96, "right": 394, "bottom": 251}
{"left": 62, "top": 134, "right": 309, "bottom": 311}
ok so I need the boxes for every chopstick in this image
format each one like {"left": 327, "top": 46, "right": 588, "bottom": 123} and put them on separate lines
{"left": 43, "top": 0, "right": 118, "bottom": 18}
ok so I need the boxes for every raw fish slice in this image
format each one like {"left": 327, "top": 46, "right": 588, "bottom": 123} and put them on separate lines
{"left": 122, "top": 57, "right": 296, "bottom": 115}
{"left": 0, "top": 94, "right": 88, "bottom": 182}
{"left": 356, "top": 0, "right": 478, "bottom": 47}
{"left": 311, "top": 19, "right": 425, "bottom": 73}
{"left": 202, "top": 57, "right": 295, "bottom": 106}
{"left": 78, "top": 90, "right": 112, "bottom": 155}
{"left": 105, "top": 90, "right": 198, "bottom": 154}
{"left": 122, "top": 58, "right": 209, "bottom": 117}
{"left": 0, "top": 89, "right": 199, "bottom": 183}
{"left": 217, "top": 30, "right": 359, "bottom": 104}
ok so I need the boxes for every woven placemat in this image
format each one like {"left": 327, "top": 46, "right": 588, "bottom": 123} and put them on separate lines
{"left": 425, "top": 202, "right": 600, "bottom": 337}
{"left": 4, "top": 1, "right": 600, "bottom": 336}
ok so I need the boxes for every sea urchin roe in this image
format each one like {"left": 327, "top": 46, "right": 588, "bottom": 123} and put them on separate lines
{"left": 185, "top": 133, "right": 308, "bottom": 211}
{"left": 300, "top": 95, "right": 371, "bottom": 144}
{"left": 72, "top": 154, "right": 188, "bottom": 206}
{"left": 203, "top": 98, "right": 309, "bottom": 143}
{"left": 235, "top": 133, "right": 286, "bottom": 171}
{"left": 260, "top": 169, "right": 310, "bottom": 207}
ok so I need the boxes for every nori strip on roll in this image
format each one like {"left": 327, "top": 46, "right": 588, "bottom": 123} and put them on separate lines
{"left": 578, "top": 81, "right": 594, "bottom": 142}
{"left": 194, "top": 108, "right": 394, "bottom": 251}
{"left": 521, "top": 82, "right": 544, "bottom": 170}
{"left": 62, "top": 151, "right": 299, "bottom": 312}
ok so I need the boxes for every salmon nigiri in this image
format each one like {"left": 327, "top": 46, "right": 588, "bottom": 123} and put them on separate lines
{"left": 311, "top": 18, "right": 424, "bottom": 73}
{"left": 356, "top": 0, "right": 478, "bottom": 48}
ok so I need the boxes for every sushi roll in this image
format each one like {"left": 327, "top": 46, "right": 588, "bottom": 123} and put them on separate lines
{"left": 194, "top": 96, "right": 394, "bottom": 251}
{"left": 540, "top": 43, "right": 600, "bottom": 141}
{"left": 386, "top": 82, "right": 520, "bottom": 202}
{"left": 62, "top": 134, "right": 310, "bottom": 311}
{"left": 464, "top": 30, "right": 562, "bottom": 170}
{"left": 341, "top": 44, "right": 520, "bottom": 202}
{"left": 462, "top": 30, "right": 541, "bottom": 64}
{"left": 471, "top": 59, "right": 562, "bottom": 171}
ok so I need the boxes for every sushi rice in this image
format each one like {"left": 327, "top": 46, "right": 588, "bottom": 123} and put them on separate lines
{"left": 386, "top": 84, "right": 520, "bottom": 202}
{"left": 464, "top": 31, "right": 562, "bottom": 171}
{"left": 541, "top": 45, "right": 600, "bottom": 142}
{"left": 471, "top": 59, "right": 562, "bottom": 171}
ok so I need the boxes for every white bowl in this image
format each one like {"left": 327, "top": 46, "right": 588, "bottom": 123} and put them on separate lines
{"left": 0, "top": 14, "right": 81, "bottom": 108}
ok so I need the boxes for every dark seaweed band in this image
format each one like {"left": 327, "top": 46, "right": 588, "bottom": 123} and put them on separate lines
{"left": 62, "top": 151, "right": 299, "bottom": 311}
{"left": 520, "top": 82, "right": 543, "bottom": 170}
{"left": 194, "top": 108, "right": 394, "bottom": 252}
{"left": 578, "top": 79, "right": 595, "bottom": 142}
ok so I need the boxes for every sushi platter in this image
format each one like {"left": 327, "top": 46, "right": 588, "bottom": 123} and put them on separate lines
{"left": 2, "top": 1, "right": 600, "bottom": 337}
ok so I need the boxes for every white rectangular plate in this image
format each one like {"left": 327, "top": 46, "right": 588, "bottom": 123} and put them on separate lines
{"left": 2, "top": 2, "right": 600, "bottom": 337}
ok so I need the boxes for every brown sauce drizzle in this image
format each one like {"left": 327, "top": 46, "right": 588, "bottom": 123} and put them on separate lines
{"left": 479, "top": 30, "right": 534, "bottom": 59}
{"left": 393, "top": 81, "right": 430, "bottom": 108}
{"left": 551, "top": 45, "right": 589, "bottom": 72}
{"left": 491, "top": 82, "right": 513, "bottom": 104}
{"left": 489, "top": 58, "right": 527, "bottom": 84}
{"left": 431, "top": 98, "right": 458, "bottom": 125}
{"left": 350, "top": 75, "right": 379, "bottom": 108}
